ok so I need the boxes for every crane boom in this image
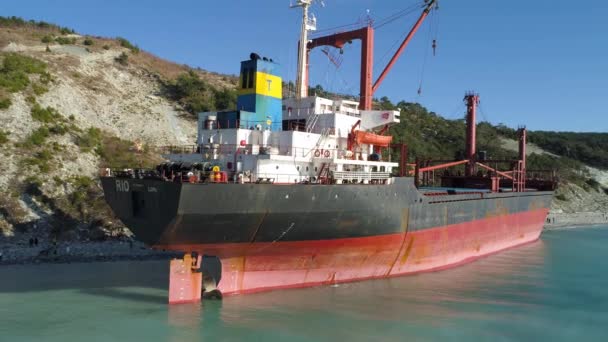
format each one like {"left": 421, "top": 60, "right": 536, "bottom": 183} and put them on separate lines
{"left": 372, "top": 0, "right": 437, "bottom": 93}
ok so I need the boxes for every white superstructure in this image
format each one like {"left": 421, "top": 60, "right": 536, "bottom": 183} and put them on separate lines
{"left": 166, "top": 97, "right": 400, "bottom": 185}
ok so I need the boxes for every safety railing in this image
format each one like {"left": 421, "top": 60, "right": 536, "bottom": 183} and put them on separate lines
{"left": 332, "top": 171, "right": 391, "bottom": 181}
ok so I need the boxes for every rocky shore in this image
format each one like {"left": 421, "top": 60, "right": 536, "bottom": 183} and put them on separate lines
{"left": 544, "top": 211, "right": 608, "bottom": 230}
{"left": 0, "top": 238, "right": 180, "bottom": 266}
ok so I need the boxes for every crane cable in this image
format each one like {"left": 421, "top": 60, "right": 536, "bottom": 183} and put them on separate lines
{"left": 417, "top": 8, "right": 439, "bottom": 97}
{"left": 310, "top": 1, "right": 425, "bottom": 38}
{"left": 373, "top": 2, "right": 427, "bottom": 30}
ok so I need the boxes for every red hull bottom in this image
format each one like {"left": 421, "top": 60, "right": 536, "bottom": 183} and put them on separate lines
{"left": 160, "top": 208, "right": 548, "bottom": 296}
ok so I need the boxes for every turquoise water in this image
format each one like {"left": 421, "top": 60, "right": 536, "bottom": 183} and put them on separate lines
{"left": 1, "top": 226, "right": 608, "bottom": 341}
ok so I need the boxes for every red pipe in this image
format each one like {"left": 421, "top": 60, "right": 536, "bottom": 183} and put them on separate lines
{"left": 372, "top": 0, "right": 436, "bottom": 93}
{"left": 475, "top": 162, "right": 514, "bottom": 180}
{"left": 419, "top": 159, "right": 469, "bottom": 173}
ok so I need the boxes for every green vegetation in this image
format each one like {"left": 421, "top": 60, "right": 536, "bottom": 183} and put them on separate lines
{"left": 116, "top": 37, "right": 139, "bottom": 53}
{"left": 55, "top": 36, "right": 76, "bottom": 45}
{"left": 83, "top": 38, "right": 94, "bottom": 46}
{"left": 30, "top": 103, "right": 63, "bottom": 123}
{"left": 0, "top": 16, "right": 74, "bottom": 34}
{"left": 23, "top": 126, "right": 50, "bottom": 147}
{"left": 0, "top": 96, "right": 11, "bottom": 109}
{"left": 21, "top": 148, "right": 53, "bottom": 173}
{"left": 0, "top": 53, "right": 47, "bottom": 93}
{"left": 76, "top": 127, "right": 102, "bottom": 153}
{"left": 32, "top": 82, "right": 48, "bottom": 95}
{"left": 0, "top": 130, "right": 8, "bottom": 145}
{"left": 98, "top": 135, "right": 160, "bottom": 169}
{"left": 41, "top": 35, "right": 53, "bottom": 43}
{"left": 528, "top": 131, "right": 608, "bottom": 169}
{"left": 115, "top": 52, "right": 129, "bottom": 66}
{"left": 102, "top": 45, "right": 110, "bottom": 50}
{"left": 163, "top": 70, "right": 237, "bottom": 115}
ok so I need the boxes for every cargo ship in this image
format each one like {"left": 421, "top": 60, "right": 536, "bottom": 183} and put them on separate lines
{"left": 101, "top": 0, "right": 555, "bottom": 304}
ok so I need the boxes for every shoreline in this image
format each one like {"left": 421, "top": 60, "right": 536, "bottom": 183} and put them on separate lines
{"left": 0, "top": 239, "right": 181, "bottom": 266}
{"left": 543, "top": 211, "right": 608, "bottom": 230}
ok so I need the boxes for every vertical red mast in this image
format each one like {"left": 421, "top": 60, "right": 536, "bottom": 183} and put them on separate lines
{"left": 464, "top": 92, "right": 480, "bottom": 177}
{"left": 518, "top": 127, "right": 527, "bottom": 171}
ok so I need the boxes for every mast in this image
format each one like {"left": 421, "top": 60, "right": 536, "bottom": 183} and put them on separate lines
{"left": 291, "top": 0, "right": 316, "bottom": 100}
{"left": 464, "top": 92, "right": 480, "bottom": 177}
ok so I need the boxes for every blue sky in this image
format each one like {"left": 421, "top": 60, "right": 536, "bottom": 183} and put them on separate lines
{"left": 4, "top": 0, "right": 607, "bottom": 132}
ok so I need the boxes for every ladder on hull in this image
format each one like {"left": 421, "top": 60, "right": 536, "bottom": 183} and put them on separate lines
{"left": 512, "top": 161, "right": 525, "bottom": 192}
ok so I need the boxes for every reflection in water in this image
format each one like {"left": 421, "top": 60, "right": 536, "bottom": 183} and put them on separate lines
{"left": 213, "top": 240, "right": 548, "bottom": 332}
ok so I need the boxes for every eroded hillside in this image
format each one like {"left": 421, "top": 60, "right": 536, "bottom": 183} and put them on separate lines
{"left": 0, "top": 18, "right": 237, "bottom": 241}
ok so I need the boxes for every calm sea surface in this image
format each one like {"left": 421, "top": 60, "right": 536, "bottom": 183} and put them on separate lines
{"left": 1, "top": 225, "right": 607, "bottom": 342}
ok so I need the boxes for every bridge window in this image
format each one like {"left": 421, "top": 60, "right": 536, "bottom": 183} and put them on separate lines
{"left": 241, "top": 69, "right": 248, "bottom": 89}
{"left": 248, "top": 69, "right": 254, "bottom": 88}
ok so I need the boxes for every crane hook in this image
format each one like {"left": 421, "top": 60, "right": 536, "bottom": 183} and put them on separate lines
{"left": 432, "top": 39, "right": 437, "bottom": 56}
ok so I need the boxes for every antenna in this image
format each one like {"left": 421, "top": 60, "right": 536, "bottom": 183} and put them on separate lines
{"left": 290, "top": 0, "right": 324, "bottom": 100}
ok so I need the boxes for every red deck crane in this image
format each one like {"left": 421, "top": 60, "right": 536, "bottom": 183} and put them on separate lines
{"left": 304, "top": 0, "right": 437, "bottom": 110}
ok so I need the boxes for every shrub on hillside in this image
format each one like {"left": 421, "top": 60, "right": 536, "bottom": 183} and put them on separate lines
{"left": 83, "top": 38, "right": 94, "bottom": 46}
{"left": 55, "top": 37, "right": 76, "bottom": 45}
{"left": 214, "top": 87, "right": 237, "bottom": 111}
{"left": 32, "top": 82, "right": 48, "bottom": 95}
{"left": 76, "top": 127, "right": 102, "bottom": 153}
{"left": 2, "top": 54, "right": 48, "bottom": 74}
{"left": 115, "top": 52, "right": 129, "bottom": 66}
{"left": 0, "top": 53, "right": 47, "bottom": 93}
{"left": 0, "top": 16, "right": 74, "bottom": 34}
{"left": 97, "top": 135, "right": 160, "bottom": 169}
{"left": 22, "top": 149, "right": 53, "bottom": 173}
{"left": 116, "top": 37, "right": 139, "bottom": 53}
{"left": 60, "top": 27, "right": 74, "bottom": 35}
{"left": 41, "top": 35, "right": 53, "bottom": 43}
{"left": 23, "top": 127, "right": 50, "bottom": 147}
{"left": 162, "top": 71, "right": 240, "bottom": 114}
{"left": 30, "top": 104, "right": 63, "bottom": 123}
{"left": 0, "top": 97, "right": 11, "bottom": 109}
{"left": 0, "top": 130, "right": 9, "bottom": 145}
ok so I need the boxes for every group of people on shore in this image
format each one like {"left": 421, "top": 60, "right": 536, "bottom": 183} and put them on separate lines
{"left": 28, "top": 237, "right": 39, "bottom": 247}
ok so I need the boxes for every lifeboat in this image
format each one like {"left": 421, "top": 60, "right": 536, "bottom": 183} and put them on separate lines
{"left": 354, "top": 131, "right": 393, "bottom": 147}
